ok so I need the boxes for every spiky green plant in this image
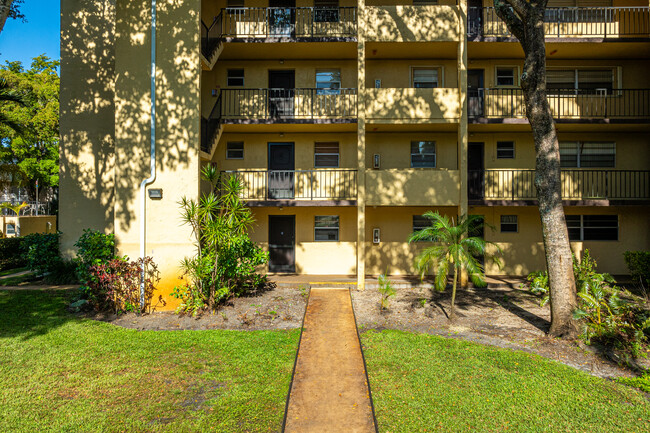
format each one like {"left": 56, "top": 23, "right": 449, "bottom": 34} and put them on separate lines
{"left": 377, "top": 273, "right": 396, "bottom": 310}
{"left": 408, "top": 212, "right": 502, "bottom": 321}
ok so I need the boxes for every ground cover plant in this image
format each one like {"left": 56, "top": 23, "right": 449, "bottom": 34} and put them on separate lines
{"left": 0, "top": 289, "right": 299, "bottom": 432}
{"left": 361, "top": 330, "right": 650, "bottom": 433}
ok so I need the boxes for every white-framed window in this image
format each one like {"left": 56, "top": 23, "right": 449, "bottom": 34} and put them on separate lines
{"left": 5, "top": 223, "right": 15, "bottom": 235}
{"left": 496, "top": 66, "right": 517, "bottom": 87}
{"left": 411, "top": 67, "right": 440, "bottom": 88}
{"left": 227, "top": 69, "right": 244, "bottom": 87}
{"left": 314, "top": 142, "right": 339, "bottom": 168}
{"left": 559, "top": 142, "right": 615, "bottom": 168}
{"left": 316, "top": 69, "right": 341, "bottom": 95}
{"left": 566, "top": 215, "right": 618, "bottom": 241}
{"left": 314, "top": 216, "right": 339, "bottom": 241}
{"left": 500, "top": 215, "right": 518, "bottom": 233}
{"left": 226, "top": 142, "right": 244, "bottom": 159}
{"left": 496, "top": 141, "right": 515, "bottom": 159}
{"left": 411, "top": 141, "right": 436, "bottom": 168}
{"left": 547, "top": 68, "right": 614, "bottom": 94}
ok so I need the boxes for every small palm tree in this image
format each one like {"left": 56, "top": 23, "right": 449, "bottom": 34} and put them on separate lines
{"left": 408, "top": 212, "right": 502, "bottom": 321}
{"left": 1, "top": 201, "right": 30, "bottom": 237}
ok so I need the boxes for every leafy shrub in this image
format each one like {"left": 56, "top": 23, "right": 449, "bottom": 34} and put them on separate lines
{"left": 624, "top": 251, "right": 650, "bottom": 290}
{"left": 43, "top": 259, "right": 78, "bottom": 285}
{"left": 22, "top": 232, "right": 61, "bottom": 275}
{"left": 527, "top": 250, "right": 650, "bottom": 360}
{"left": 172, "top": 166, "right": 269, "bottom": 315}
{"left": 88, "top": 256, "right": 160, "bottom": 313}
{"left": 617, "top": 371, "right": 650, "bottom": 393}
{"left": 0, "top": 237, "right": 26, "bottom": 270}
{"left": 74, "top": 229, "right": 115, "bottom": 288}
{"left": 378, "top": 273, "right": 396, "bottom": 310}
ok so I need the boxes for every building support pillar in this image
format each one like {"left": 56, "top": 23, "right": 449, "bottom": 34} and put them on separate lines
{"left": 458, "top": 0, "right": 469, "bottom": 286}
{"left": 356, "top": 1, "right": 366, "bottom": 290}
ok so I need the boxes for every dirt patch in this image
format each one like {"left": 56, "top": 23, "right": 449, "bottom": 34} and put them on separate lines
{"left": 351, "top": 284, "right": 650, "bottom": 380}
{"left": 87, "top": 286, "right": 308, "bottom": 331}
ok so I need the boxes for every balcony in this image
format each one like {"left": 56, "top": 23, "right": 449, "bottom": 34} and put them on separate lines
{"left": 469, "top": 7, "right": 650, "bottom": 39}
{"left": 220, "top": 169, "right": 358, "bottom": 205}
{"left": 365, "top": 88, "right": 460, "bottom": 123}
{"left": 468, "top": 169, "right": 650, "bottom": 203}
{"left": 363, "top": 5, "right": 460, "bottom": 42}
{"left": 366, "top": 169, "right": 460, "bottom": 206}
{"left": 468, "top": 88, "right": 650, "bottom": 122}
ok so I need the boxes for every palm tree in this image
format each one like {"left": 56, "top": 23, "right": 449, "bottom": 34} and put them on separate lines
{"left": 408, "top": 212, "right": 502, "bottom": 321}
{"left": 0, "top": 77, "right": 25, "bottom": 134}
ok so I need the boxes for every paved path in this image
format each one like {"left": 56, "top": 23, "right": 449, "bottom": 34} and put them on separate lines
{"left": 284, "top": 288, "right": 376, "bottom": 433}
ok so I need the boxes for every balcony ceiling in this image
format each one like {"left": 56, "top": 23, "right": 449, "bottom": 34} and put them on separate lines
{"left": 219, "top": 42, "right": 357, "bottom": 60}
{"left": 468, "top": 41, "right": 650, "bottom": 59}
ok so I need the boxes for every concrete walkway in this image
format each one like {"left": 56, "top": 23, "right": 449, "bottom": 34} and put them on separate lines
{"left": 284, "top": 288, "right": 376, "bottom": 433}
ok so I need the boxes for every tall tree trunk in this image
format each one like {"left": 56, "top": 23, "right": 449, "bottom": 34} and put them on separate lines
{"left": 494, "top": 0, "right": 578, "bottom": 337}
{"left": 0, "top": 0, "right": 14, "bottom": 35}
{"left": 450, "top": 264, "right": 458, "bottom": 321}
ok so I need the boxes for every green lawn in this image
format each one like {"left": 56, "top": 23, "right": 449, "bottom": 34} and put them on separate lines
{"left": 361, "top": 330, "right": 650, "bottom": 433}
{"left": 0, "top": 266, "right": 28, "bottom": 277}
{"left": 0, "top": 290, "right": 299, "bottom": 432}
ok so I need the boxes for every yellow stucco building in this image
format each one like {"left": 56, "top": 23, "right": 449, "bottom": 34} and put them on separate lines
{"left": 60, "top": 0, "right": 650, "bottom": 308}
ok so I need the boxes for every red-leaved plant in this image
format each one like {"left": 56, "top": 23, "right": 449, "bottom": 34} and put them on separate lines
{"left": 89, "top": 256, "right": 160, "bottom": 314}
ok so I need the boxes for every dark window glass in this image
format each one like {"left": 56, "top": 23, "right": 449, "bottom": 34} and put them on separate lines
{"left": 314, "top": 142, "right": 339, "bottom": 168}
{"left": 496, "top": 67, "right": 515, "bottom": 86}
{"left": 496, "top": 141, "right": 515, "bottom": 159}
{"left": 583, "top": 215, "right": 618, "bottom": 241}
{"left": 500, "top": 215, "right": 518, "bottom": 232}
{"left": 314, "top": 0, "right": 339, "bottom": 23}
{"left": 226, "top": 141, "right": 244, "bottom": 159}
{"left": 411, "top": 141, "right": 436, "bottom": 168}
{"left": 566, "top": 215, "right": 581, "bottom": 241}
{"left": 227, "top": 69, "right": 244, "bottom": 87}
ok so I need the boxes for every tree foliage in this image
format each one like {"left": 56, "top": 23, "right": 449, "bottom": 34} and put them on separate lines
{"left": 0, "top": 56, "right": 60, "bottom": 196}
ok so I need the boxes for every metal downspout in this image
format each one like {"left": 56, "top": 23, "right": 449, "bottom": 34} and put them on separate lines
{"left": 140, "top": 0, "right": 157, "bottom": 310}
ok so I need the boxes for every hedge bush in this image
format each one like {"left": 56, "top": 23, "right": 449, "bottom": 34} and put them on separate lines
{"left": 0, "top": 237, "right": 27, "bottom": 271}
{"left": 624, "top": 251, "right": 650, "bottom": 288}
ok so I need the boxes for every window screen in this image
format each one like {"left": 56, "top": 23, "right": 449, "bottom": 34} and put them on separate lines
{"left": 227, "top": 69, "right": 244, "bottom": 87}
{"left": 496, "top": 67, "right": 516, "bottom": 86}
{"left": 5, "top": 223, "right": 15, "bottom": 235}
{"left": 314, "top": 142, "right": 339, "bottom": 168}
{"left": 316, "top": 69, "right": 341, "bottom": 95}
{"left": 496, "top": 141, "right": 515, "bottom": 159}
{"left": 411, "top": 141, "right": 436, "bottom": 168}
{"left": 413, "top": 215, "right": 432, "bottom": 232}
{"left": 547, "top": 69, "right": 575, "bottom": 94}
{"left": 560, "top": 142, "right": 615, "bottom": 168}
{"left": 226, "top": 142, "right": 244, "bottom": 159}
{"left": 315, "top": 216, "right": 339, "bottom": 241}
{"left": 578, "top": 69, "right": 613, "bottom": 93}
{"left": 412, "top": 68, "right": 439, "bottom": 88}
{"left": 500, "top": 215, "right": 518, "bottom": 232}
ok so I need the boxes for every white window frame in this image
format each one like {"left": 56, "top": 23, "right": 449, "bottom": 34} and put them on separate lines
{"left": 546, "top": 67, "right": 616, "bottom": 96}
{"left": 226, "top": 141, "right": 244, "bottom": 159}
{"left": 495, "top": 66, "right": 519, "bottom": 87}
{"left": 314, "top": 216, "right": 340, "bottom": 242}
{"left": 5, "top": 223, "right": 15, "bottom": 235}
{"left": 496, "top": 141, "right": 515, "bottom": 159}
{"left": 559, "top": 141, "right": 615, "bottom": 168}
{"left": 500, "top": 215, "right": 518, "bottom": 233}
{"left": 314, "top": 142, "right": 340, "bottom": 168}
{"left": 410, "top": 66, "right": 443, "bottom": 89}
{"left": 566, "top": 215, "right": 619, "bottom": 241}
{"left": 410, "top": 141, "right": 436, "bottom": 168}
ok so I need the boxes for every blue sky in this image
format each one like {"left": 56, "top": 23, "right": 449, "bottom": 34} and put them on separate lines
{"left": 0, "top": 1, "right": 60, "bottom": 69}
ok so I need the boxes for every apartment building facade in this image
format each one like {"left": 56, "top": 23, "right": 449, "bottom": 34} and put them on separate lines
{"left": 60, "top": 0, "right": 650, "bottom": 308}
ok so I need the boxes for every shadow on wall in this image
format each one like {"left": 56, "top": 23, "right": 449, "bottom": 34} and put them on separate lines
{"left": 364, "top": 5, "right": 460, "bottom": 42}
{"left": 60, "top": 0, "right": 200, "bottom": 253}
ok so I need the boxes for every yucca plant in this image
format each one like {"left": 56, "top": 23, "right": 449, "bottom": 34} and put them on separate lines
{"left": 408, "top": 212, "right": 502, "bottom": 321}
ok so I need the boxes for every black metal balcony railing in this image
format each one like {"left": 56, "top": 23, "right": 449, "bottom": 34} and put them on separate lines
{"left": 201, "top": 94, "right": 221, "bottom": 153}
{"left": 469, "top": 7, "right": 650, "bottom": 38}
{"left": 468, "top": 88, "right": 650, "bottom": 120}
{"left": 222, "top": 7, "right": 357, "bottom": 38}
{"left": 220, "top": 169, "right": 358, "bottom": 201}
{"left": 219, "top": 88, "right": 358, "bottom": 121}
{"left": 468, "top": 169, "right": 650, "bottom": 201}
{"left": 201, "top": 12, "right": 223, "bottom": 59}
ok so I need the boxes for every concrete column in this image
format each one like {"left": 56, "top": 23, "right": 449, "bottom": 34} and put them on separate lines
{"left": 458, "top": 0, "right": 469, "bottom": 286}
{"left": 356, "top": 0, "right": 366, "bottom": 290}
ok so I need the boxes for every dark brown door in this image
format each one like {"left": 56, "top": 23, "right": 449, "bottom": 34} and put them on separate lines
{"left": 269, "top": 0, "right": 295, "bottom": 36}
{"left": 468, "top": 69, "right": 484, "bottom": 118}
{"left": 269, "top": 70, "right": 295, "bottom": 118}
{"left": 468, "top": 0, "right": 483, "bottom": 37}
{"left": 268, "top": 142, "right": 295, "bottom": 199}
{"left": 269, "top": 215, "right": 295, "bottom": 272}
{"left": 468, "top": 142, "right": 485, "bottom": 200}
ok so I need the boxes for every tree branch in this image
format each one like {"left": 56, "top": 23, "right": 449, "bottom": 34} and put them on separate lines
{"left": 493, "top": 0, "right": 527, "bottom": 43}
